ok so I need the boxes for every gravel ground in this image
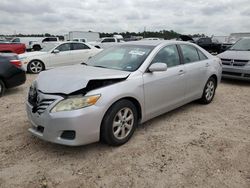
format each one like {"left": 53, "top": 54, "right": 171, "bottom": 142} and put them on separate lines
{"left": 0, "top": 74, "right": 249, "bottom": 188}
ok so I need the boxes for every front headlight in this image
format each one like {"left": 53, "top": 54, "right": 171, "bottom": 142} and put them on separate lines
{"left": 51, "top": 94, "right": 101, "bottom": 113}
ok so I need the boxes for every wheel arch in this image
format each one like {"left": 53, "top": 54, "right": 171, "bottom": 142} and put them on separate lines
{"left": 210, "top": 74, "right": 218, "bottom": 88}
{"left": 27, "top": 59, "right": 45, "bottom": 73}
{"left": 0, "top": 76, "right": 6, "bottom": 87}
{"left": 99, "top": 96, "right": 143, "bottom": 138}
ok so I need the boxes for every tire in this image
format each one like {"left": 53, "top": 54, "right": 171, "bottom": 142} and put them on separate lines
{"left": 101, "top": 99, "right": 138, "bottom": 146}
{"left": 27, "top": 60, "right": 45, "bottom": 74}
{"left": 199, "top": 77, "right": 216, "bottom": 104}
{"left": 0, "top": 79, "right": 6, "bottom": 97}
{"left": 33, "top": 45, "right": 41, "bottom": 51}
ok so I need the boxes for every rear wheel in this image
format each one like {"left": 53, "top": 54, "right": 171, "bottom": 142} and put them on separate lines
{"left": 101, "top": 100, "right": 138, "bottom": 146}
{"left": 0, "top": 79, "right": 6, "bottom": 97}
{"left": 33, "top": 45, "right": 41, "bottom": 51}
{"left": 199, "top": 77, "right": 216, "bottom": 104}
{"left": 27, "top": 60, "right": 45, "bottom": 74}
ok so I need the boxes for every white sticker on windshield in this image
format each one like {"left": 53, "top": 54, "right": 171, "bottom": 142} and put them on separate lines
{"left": 129, "top": 50, "right": 146, "bottom": 56}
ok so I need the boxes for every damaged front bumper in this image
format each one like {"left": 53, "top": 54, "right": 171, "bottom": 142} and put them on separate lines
{"left": 26, "top": 92, "right": 105, "bottom": 146}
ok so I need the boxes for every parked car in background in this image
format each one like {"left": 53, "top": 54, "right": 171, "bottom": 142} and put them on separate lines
{"left": 89, "top": 37, "right": 124, "bottom": 49}
{"left": 0, "top": 42, "right": 26, "bottom": 54}
{"left": 178, "top": 35, "right": 222, "bottom": 54}
{"left": 195, "top": 37, "right": 221, "bottom": 54}
{"left": 142, "top": 37, "right": 164, "bottom": 40}
{"left": 26, "top": 40, "right": 222, "bottom": 146}
{"left": 19, "top": 42, "right": 102, "bottom": 74}
{"left": 220, "top": 33, "right": 250, "bottom": 52}
{"left": 0, "top": 53, "right": 26, "bottom": 97}
{"left": 11, "top": 37, "right": 59, "bottom": 51}
{"left": 217, "top": 38, "right": 250, "bottom": 81}
{"left": 72, "top": 38, "right": 87, "bottom": 42}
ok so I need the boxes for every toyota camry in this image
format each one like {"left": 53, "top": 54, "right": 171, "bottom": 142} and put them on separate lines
{"left": 26, "top": 40, "right": 222, "bottom": 146}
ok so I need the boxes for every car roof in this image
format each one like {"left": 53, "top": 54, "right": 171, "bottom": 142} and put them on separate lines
{"left": 123, "top": 40, "right": 192, "bottom": 47}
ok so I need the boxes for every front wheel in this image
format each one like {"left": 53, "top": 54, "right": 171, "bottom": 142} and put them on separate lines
{"left": 199, "top": 77, "right": 216, "bottom": 104}
{"left": 0, "top": 79, "right": 6, "bottom": 97}
{"left": 101, "top": 100, "right": 138, "bottom": 146}
{"left": 27, "top": 60, "right": 45, "bottom": 74}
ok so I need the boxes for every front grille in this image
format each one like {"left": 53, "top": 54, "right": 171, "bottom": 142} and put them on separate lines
{"left": 35, "top": 99, "right": 55, "bottom": 114}
{"left": 28, "top": 87, "right": 56, "bottom": 114}
{"left": 221, "top": 58, "right": 249, "bottom": 67}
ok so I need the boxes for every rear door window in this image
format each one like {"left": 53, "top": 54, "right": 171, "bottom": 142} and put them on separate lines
{"left": 180, "top": 44, "right": 200, "bottom": 64}
{"left": 72, "top": 43, "right": 90, "bottom": 50}
{"left": 56, "top": 43, "right": 71, "bottom": 51}
{"left": 152, "top": 45, "right": 180, "bottom": 68}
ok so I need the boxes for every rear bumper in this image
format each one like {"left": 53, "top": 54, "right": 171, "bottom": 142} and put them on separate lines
{"left": 222, "top": 65, "right": 250, "bottom": 81}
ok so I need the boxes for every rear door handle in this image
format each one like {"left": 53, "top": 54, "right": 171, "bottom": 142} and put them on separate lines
{"left": 205, "top": 63, "right": 210, "bottom": 67}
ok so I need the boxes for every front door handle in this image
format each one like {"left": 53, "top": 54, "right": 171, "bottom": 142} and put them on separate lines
{"left": 178, "top": 69, "right": 185, "bottom": 75}
{"left": 205, "top": 63, "right": 210, "bottom": 67}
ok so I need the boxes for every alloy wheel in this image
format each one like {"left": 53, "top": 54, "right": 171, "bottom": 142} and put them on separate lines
{"left": 112, "top": 107, "right": 134, "bottom": 140}
{"left": 29, "top": 61, "right": 43, "bottom": 73}
{"left": 205, "top": 80, "right": 215, "bottom": 101}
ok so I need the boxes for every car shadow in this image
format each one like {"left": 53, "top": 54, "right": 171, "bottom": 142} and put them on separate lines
{"left": 137, "top": 101, "right": 197, "bottom": 130}
{"left": 2, "top": 86, "right": 26, "bottom": 97}
{"left": 221, "top": 78, "right": 250, "bottom": 86}
{"left": 28, "top": 101, "right": 198, "bottom": 155}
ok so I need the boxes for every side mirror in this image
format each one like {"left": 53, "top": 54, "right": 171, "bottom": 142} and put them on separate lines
{"left": 52, "top": 49, "right": 60, "bottom": 54}
{"left": 148, "top": 63, "right": 167, "bottom": 72}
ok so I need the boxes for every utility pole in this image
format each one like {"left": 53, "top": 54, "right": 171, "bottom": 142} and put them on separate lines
{"left": 144, "top": 26, "right": 146, "bottom": 38}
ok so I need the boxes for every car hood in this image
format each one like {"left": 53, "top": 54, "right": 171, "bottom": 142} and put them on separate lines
{"left": 35, "top": 65, "right": 130, "bottom": 94}
{"left": 217, "top": 50, "right": 250, "bottom": 60}
{"left": 19, "top": 51, "right": 47, "bottom": 59}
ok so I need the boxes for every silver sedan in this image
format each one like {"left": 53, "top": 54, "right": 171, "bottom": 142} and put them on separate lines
{"left": 26, "top": 40, "right": 222, "bottom": 146}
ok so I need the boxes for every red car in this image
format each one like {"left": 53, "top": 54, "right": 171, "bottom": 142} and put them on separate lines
{"left": 0, "top": 43, "right": 26, "bottom": 54}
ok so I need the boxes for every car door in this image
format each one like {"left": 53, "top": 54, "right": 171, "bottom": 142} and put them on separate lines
{"left": 143, "top": 45, "right": 187, "bottom": 120}
{"left": 49, "top": 43, "right": 72, "bottom": 68}
{"left": 179, "top": 44, "right": 209, "bottom": 100}
{"left": 70, "top": 43, "right": 93, "bottom": 64}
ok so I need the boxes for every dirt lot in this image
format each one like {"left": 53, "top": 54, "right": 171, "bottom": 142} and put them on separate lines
{"left": 0, "top": 74, "right": 249, "bottom": 188}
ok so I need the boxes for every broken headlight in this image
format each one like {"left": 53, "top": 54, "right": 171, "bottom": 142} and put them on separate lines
{"left": 51, "top": 94, "right": 101, "bottom": 113}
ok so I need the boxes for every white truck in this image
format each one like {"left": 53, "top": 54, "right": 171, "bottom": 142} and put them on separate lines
{"left": 65, "top": 31, "right": 100, "bottom": 43}
{"left": 89, "top": 37, "right": 125, "bottom": 49}
{"left": 11, "top": 37, "right": 59, "bottom": 51}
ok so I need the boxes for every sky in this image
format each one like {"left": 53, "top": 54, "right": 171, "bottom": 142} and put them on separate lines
{"left": 0, "top": 0, "right": 250, "bottom": 36}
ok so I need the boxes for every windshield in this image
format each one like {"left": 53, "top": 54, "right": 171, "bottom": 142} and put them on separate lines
{"left": 87, "top": 45, "right": 154, "bottom": 72}
{"left": 40, "top": 43, "right": 59, "bottom": 52}
{"left": 230, "top": 38, "right": 250, "bottom": 51}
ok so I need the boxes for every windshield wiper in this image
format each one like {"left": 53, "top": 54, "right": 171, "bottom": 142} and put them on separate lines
{"left": 92, "top": 65, "right": 108, "bottom": 69}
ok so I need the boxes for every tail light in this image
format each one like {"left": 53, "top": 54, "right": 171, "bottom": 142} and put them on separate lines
{"left": 10, "top": 60, "right": 22, "bottom": 68}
